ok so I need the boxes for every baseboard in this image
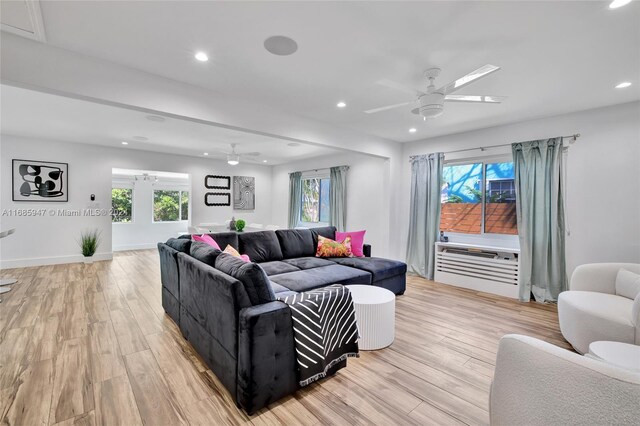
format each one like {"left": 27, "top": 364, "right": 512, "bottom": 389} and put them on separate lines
{"left": 0, "top": 252, "right": 113, "bottom": 269}
{"left": 113, "top": 243, "right": 158, "bottom": 252}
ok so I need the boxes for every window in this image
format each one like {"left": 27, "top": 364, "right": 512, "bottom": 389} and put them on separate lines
{"left": 301, "top": 177, "right": 330, "bottom": 224}
{"left": 441, "top": 160, "right": 517, "bottom": 235}
{"left": 111, "top": 188, "right": 133, "bottom": 223}
{"left": 153, "top": 190, "right": 189, "bottom": 222}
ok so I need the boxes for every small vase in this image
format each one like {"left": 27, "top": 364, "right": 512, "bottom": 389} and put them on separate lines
{"left": 83, "top": 256, "right": 94, "bottom": 264}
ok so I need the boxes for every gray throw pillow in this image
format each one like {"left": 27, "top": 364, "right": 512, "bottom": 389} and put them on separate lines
{"left": 215, "top": 253, "right": 276, "bottom": 305}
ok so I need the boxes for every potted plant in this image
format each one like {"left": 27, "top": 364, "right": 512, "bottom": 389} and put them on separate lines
{"left": 235, "top": 219, "right": 246, "bottom": 232}
{"left": 79, "top": 229, "right": 101, "bottom": 264}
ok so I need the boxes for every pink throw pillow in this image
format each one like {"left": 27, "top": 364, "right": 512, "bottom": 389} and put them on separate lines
{"left": 192, "top": 234, "right": 221, "bottom": 250}
{"left": 336, "top": 230, "right": 366, "bottom": 257}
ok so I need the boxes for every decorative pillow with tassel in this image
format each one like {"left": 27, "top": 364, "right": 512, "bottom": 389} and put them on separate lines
{"left": 315, "top": 235, "right": 352, "bottom": 258}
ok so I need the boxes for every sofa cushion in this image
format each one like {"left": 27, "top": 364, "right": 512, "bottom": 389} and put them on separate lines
{"left": 269, "top": 264, "right": 371, "bottom": 292}
{"left": 275, "top": 229, "right": 315, "bottom": 259}
{"left": 269, "top": 281, "right": 295, "bottom": 294}
{"left": 558, "top": 291, "right": 635, "bottom": 353}
{"left": 166, "top": 237, "right": 191, "bottom": 253}
{"left": 329, "top": 257, "right": 407, "bottom": 282}
{"left": 238, "top": 231, "right": 284, "bottom": 263}
{"left": 282, "top": 257, "right": 334, "bottom": 270}
{"left": 259, "top": 261, "right": 300, "bottom": 276}
{"left": 208, "top": 232, "right": 239, "bottom": 251}
{"left": 615, "top": 269, "right": 640, "bottom": 300}
{"left": 311, "top": 226, "right": 337, "bottom": 246}
{"left": 215, "top": 253, "right": 276, "bottom": 305}
{"left": 190, "top": 241, "right": 222, "bottom": 267}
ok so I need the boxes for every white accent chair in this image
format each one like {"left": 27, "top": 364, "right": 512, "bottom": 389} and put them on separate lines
{"left": 558, "top": 263, "right": 640, "bottom": 354}
{"left": 490, "top": 334, "right": 640, "bottom": 426}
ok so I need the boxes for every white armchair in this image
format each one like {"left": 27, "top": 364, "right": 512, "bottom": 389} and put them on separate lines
{"left": 558, "top": 263, "right": 640, "bottom": 354}
{"left": 490, "top": 334, "right": 640, "bottom": 425}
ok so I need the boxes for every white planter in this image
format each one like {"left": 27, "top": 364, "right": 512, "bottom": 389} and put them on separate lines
{"left": 83, "top": 256, "right": 94, "bottom": 264}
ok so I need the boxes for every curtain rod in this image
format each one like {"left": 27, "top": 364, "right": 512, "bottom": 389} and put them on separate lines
{"left": 291, "top": 165, "right": 349, "bottom": 174}
{"left": 410, "top": 133, "right": 580, "bottom": 158}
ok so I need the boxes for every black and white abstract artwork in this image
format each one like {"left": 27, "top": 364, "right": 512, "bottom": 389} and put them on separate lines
{"left": 12, "top": 159, "right": 68, "bottom": 202}
{"left": 233, "top": 176, "right": 255, "bottom": 210}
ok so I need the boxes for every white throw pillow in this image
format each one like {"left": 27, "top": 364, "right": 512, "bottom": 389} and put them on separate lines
{"left": 615, "top": 269, "right": 640, "bottom": 300}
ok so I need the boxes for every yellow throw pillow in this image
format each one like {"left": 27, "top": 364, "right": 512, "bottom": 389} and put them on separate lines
{"left": 315, "top": 235, "right": 352, "bottom": 258}
{"left": 223, "top": 244, "right": 250, "bottom": 262}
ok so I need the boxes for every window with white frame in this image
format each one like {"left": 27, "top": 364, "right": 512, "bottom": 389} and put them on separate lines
{"left": 300, "top": 175, "right": 330, "bottom": 224}
{"left": 153, "top": 189, "right": 189, "bottom": 222}
{"left": 440, "top": 158, "right": 517, "bottom": 235}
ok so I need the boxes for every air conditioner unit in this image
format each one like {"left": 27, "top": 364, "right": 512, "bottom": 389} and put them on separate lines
{"left": 434, "top": 242, "right": 519, "bottom": 298}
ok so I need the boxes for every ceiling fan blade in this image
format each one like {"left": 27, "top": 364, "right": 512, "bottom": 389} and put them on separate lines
{"left": 437, "top": 64, "right": 501, "bottom": 95}
{"left": 364, "top": 101, "right": 415, "bottom": 114}
{"left": 376, "top": 79, "right": 424, "bottom": 96}
{"left": 444, "top": 95, "right": 507, "bottom": 103}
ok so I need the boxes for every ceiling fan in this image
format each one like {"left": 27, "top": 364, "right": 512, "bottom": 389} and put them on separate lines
{"left": 365, "top": 64, "right": 506, "bottom": 120}
{"left": 222, "top": 143, "right": 260, "bottom": 165}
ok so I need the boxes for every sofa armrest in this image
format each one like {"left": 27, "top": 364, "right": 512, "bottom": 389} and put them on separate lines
{"left": 569, "top": 263, "right": 639, "bottom": 294}
{"left": 490, "top": 334, "right": 640, "bottom": 426}
{"left": 237, "top": 301, "right": 299, "bottom": 414}
{"left": 363, "top": 244, "right": 372, "bottom": 257}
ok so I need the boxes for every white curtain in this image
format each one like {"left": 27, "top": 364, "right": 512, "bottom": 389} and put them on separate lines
{"left": 329, "top": 166, "right": 349, "bottom": 231}
{"left": 288, "top": 172, "right": 302, "bottom": 229}
{"left": 406, "top": 153, "right": 444, "bottom": 279}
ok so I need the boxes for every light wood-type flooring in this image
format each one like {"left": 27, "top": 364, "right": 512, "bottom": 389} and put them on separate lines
{"left": 0, "top": 249, "right": 570, "bottom": 425}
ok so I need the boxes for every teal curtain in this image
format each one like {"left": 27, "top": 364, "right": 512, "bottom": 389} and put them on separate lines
{"left": 288, "top": 172, "right": 302, "bottom": 229}
{"left": 406, "top": 153, "right": 444, "bottom": 280}
{"left": 329, "top": 166, "right": 349, "bottom": 231}
{"left": 512, "top": 138, "right": 567, "bottom": 302}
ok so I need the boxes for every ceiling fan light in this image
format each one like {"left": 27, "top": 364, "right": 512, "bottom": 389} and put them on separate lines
{"left": 227, "top": 154, "right": 240, "bottom": 165}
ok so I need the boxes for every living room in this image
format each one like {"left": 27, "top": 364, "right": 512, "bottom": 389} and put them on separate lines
{"left": 1, "top": 1, "right": 639, "bottom": 425}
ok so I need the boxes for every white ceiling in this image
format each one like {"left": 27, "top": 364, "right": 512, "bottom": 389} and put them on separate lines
{"left": 0, "top": 85, "right": 339, "bottom": 164}
{"left": 29, "top": 1, "right": 640, "bottom": 142}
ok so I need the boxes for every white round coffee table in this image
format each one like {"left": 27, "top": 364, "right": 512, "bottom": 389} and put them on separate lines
{"left": 587, "top": 341, "right": 640, "bottom": 371}
{"left": 346, "top": 285, "right": 395, "bottom": 350}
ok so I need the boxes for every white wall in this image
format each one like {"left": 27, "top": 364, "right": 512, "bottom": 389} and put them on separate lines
{"left": 0, "top": 135, "right": 273, "bottom": 268}
{"left": 401, "top": 101, "right": 640, "bottom": 276}
{"left": 271, "top": 152, "right": 395, "bottom": 259}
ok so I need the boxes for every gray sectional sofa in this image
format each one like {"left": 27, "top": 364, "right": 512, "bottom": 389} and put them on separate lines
{"left": 157, "top": 226, "right": 406, "bottom": 413}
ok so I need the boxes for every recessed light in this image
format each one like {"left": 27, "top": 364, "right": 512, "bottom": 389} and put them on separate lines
{"left": 287, "top": 142, "right": 300, "bottom": 147}
{"left": 203, "top": 152, "right": 209, "bottom": 156}
{"left": 264, "top": 36, "right": 298, "bottom": 56}
{"left": 194, "top": 52, "right": 209, "bottom": 62}
{"left": 609, "top": 0, "right": 632, "bottom": 9}
{"left": 263, "top": 160, "right": 268, "bottom": 163}
{"left": 337, "top": 101, "right": 346, "bottom": 108}
{"left": 615, "top": 81, "right": 632, "bottom": 88}
{"left": 409, "top": 128, "right": 417, "bottom": 133}
{"left": 132, "top": 136, "right": 148, "bottom": 141}
{"left": 121, "top": 141, "right": 129, "bottom": 145}
{"left": 146, "top": 115, "right": 166, "bottom": 122}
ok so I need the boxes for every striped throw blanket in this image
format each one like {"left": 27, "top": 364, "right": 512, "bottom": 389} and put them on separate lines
{"left": 277, "top": 284, "right": 360, "bottom": 386}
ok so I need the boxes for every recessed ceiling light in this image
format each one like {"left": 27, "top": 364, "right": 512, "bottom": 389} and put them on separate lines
{"left": 263, "top": 160, "right": 268, "bottom": 163}
{"left": 146, "top": 115, "right": 166, "bottom": 122}
{"left": 287, "top": 142, "right": 300, "bottom": 147}
{"left": 337, "top": 101, "right": 346, "bottom": 108}
{"left": 203, "top": 152, "right": 209, "bottom": 156}
{"left": 132, "top": 136, "right": 148, "bottom": 141}
{"left": 409, "top": 128, "right": 417, "bottom": 133}
{"left": 609, "top": 0, "right": 632, "bottom": 9}
{"left": 121, "top": 141, "right": 129, "bottom": 145}
{"left": 194, "top": 51, "right": 209, "bottom": 62}
{"left": 264, "top": 36, "right": 298, "bottom": 56}
{"left": 615, "top": 81, "right": 632, "bottom": 88}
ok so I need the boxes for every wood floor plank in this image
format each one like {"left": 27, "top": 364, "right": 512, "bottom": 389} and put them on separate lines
{"left": 109, "top": 308, "right": 149, "bottom": 356}
{"left": 94, "top": 375, "right": 143, "bottom": 426}
{"left": 123, "top": 349, "right": 188, "bottom": 426}
{"left": 88, "top": 321, "right": 126, "bottom": 383}
{"left": 1, "top": 359, "right": 54, "bottom": 426}
{"left": 49, "top": 337, "right": 94, "bottom": 424}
